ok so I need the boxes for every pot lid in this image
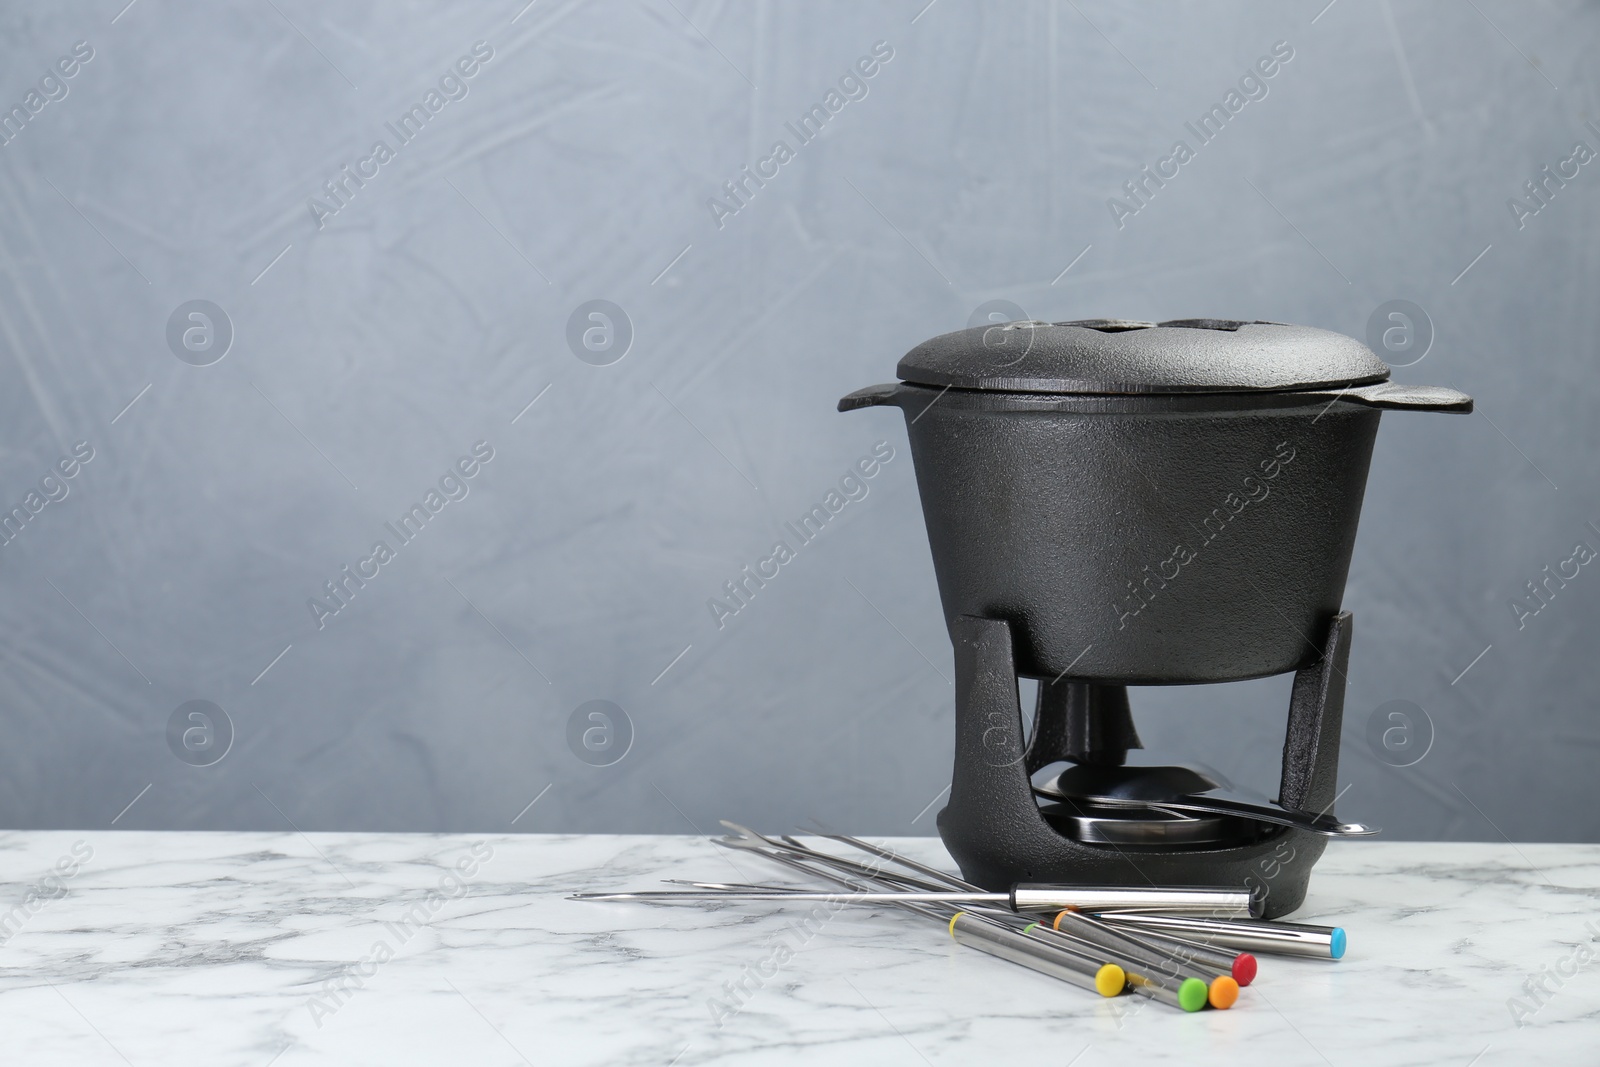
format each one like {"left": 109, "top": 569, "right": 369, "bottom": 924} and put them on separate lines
{"left": 895, "top": 318, "right": 1392, "bottom": 395}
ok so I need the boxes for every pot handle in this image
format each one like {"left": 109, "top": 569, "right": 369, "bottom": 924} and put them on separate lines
{"left": 838, "top": 383, "right": 902, "bottom": 412}
{"left": 1325, "top": 381, "right": 1473, "bottom": 413}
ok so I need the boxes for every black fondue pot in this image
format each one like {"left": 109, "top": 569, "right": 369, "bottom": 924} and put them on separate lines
{"left": 840, "top": 318, "right": 1471, "bottom": 684}
{"left": 840, "top": 318, "right": 1471, "bottom": 918}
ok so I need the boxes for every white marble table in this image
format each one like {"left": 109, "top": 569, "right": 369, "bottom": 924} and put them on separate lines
{"left": 0, "top": 832, "right": 1596, "bottom": 1065}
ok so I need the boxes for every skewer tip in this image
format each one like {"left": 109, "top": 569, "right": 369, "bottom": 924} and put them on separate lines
{"left": 1208, "top": 976, "right": 1240, "bottom": 1010}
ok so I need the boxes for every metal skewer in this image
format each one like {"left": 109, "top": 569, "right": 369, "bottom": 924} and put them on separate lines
{"left": 708, "top": 834, "right": 1129, "bottom": 998}
{"left": 947, "top": 911, "right": 1128, "bottom": 1000}
{"left": 1076, "top": 919, "right": 1258, "bottom": 986}
{"left": 572, "top": 883, "right": 1253, "bottom": 915}
{"left": 775, "top": 836, "right": 959, "bottom": 895}
{"left": 809, "top": 829, "right": 1266, "bottom": 930}
{"left": 1049, "top": 909, "right": 1234, "bottom": 1009}
{"left": 574, "top": 824, "right": 1254, "bottom": 1011}
{"left": 794, "top": 833, "right": 1257, "bottom": 991}
{"left": 783, "top": 832, "right": 1238, "bottom": 1006}
{"left": 793, "top": 831, "right": 1254, "bottom": 985}
{"left": 759, "top": 829, "right": 1252, "bottom": 1007}
{"left": 717, "top": 829, "right": 1211, "bottom": 1010}
{"left": 806, "top": 830, "right": 1262, "bottom": 984}
{"left": 1093, "top": 912, "right": 1346, "bottom": 960}
{"left": 588, "top": 826, "right": 1251, "bottom": 917}
{"left": 802, "top": 829, "right": 978, "bottom": 891}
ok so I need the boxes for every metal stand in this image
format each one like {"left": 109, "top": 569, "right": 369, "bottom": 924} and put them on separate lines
{"left": 936, "top": 611, "right": 1352, "bottom": 919}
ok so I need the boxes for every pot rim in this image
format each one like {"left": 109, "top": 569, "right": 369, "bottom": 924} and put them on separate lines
{"left": 895, "top": 319, "right": 1392, "bottom": 396}
{"left": 840, "top": 380, "right": 1472, "bottom": 415}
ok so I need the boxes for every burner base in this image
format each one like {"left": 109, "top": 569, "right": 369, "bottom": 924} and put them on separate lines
{"left": 936, "top": 612, "right": 1353, "bottom": 919}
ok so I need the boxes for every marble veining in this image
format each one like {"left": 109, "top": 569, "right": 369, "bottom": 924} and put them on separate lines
{"left": 0, "top": 832, "right": 1596, "bottom": 1064}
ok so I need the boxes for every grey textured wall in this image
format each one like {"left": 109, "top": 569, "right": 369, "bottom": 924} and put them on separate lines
{"left": 1, "top": 0, "right": 1596, "bottom": 842}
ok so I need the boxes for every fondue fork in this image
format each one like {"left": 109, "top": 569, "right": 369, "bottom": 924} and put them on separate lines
{"left": 727, "top": 824, "right": 1255, "bottom": 916}
{"left": 752, "top": 834, "right": 1231, "bottom": 1007}
{"left": 666, "top": 879, "right": 1252, "bottom": 993}
{"left": 721, "top": 836, "right": 1212, "bottom": 1011}
{"left": 1093, "top": 912, "right": 1347, "bottom": 960}
{"left": 1066, "top": 918, "right": 1259, "bottom": 986}
{"left": 711, "top": 835, "right": 1133, "bottom": 999}
{"left": 575, "top": 883, "right": 1252, "bottom": 915}
{"left": 792, "top": 832, "right": 1256, "bottom": 991}
{"left": 577, "top": 830, "right": 1215, "bottom": 1010}
{"left": 578, "top": 825, "right": 1253, "bottom": 915}
{"left": 799, "top": 829, "right": 978, "bottom": 891}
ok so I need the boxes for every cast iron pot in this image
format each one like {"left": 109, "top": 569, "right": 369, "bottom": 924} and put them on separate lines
{"left": 840, "top": 319, "right": 1471, "bottom": 684}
